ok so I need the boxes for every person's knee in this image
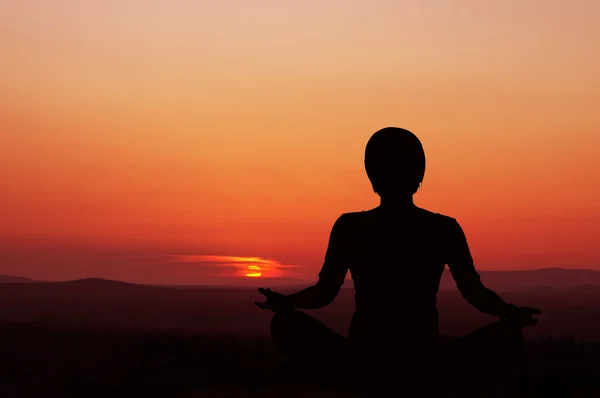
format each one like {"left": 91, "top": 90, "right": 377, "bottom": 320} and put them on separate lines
{"left": 270, "top": 308, "right": 295, "bottom": 328}
{"left": 270, "top": 311, "right": 285, "bottom": 339}
{"left": 482, "top": 321, "right": 525, "bottom": 365}
{"left": 497, "top": 320, "right": 525, "bottom": 346}
{"left": 480, "top": 320, "right": 524, "bottom": 339}
{"left": 270, "top": 309, "right": 302, "bottom": 344}
{"left": 454, "top": 321, "right": 525, "bottom": 358}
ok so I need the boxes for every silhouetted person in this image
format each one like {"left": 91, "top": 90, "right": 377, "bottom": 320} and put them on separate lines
{"left": 255, "top": 127, "right": 541, "bottom": 395}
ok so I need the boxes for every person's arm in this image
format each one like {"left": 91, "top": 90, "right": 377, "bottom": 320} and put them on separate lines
{"left": 446, "top": 218, "right": 518, "bottom": 319}
{"left": 284, "top": 214, "right": 351, "bottom": 310}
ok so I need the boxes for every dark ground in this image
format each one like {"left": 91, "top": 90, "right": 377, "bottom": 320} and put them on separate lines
{"left": 0, "top": 323, "right": 599, "bottom": 398}
{"left": 1, "top": 280, "right": 600, "bottom": 397}
{"left": 2, "top": 280, "right": 600, "bottom": 340}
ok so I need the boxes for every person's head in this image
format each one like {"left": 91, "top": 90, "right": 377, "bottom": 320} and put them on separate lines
{"left": 364, "top": 127, "right": 426, "bottom": 198}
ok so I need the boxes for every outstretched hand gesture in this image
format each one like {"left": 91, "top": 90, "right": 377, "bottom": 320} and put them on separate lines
{"left": 255, "top": 288, "right": 291, "bottom": 312}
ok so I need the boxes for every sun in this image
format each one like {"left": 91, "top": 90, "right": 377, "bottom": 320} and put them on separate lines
{"left": 245, "top": 265, "right": 262, "bottom": 277}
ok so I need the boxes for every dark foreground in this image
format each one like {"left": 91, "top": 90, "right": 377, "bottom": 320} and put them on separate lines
{"left": 1, "top": 323, "right": 599, "bottom": 398}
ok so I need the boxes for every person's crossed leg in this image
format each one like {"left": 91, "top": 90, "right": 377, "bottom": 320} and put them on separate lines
{"left": 270, "top": 308, "right": 526, "bottom": 395}
{"left": 270, "top": 309, "right": 348, "bottom": 387}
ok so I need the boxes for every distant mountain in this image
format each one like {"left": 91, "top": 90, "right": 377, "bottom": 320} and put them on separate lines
{"left": 0, "top": 275, "right": 37, "bottom": 283}
{"left": 511, "top": 284, "right": 600, "bottom": 294}
{"left": 0, "top": 277, "right": 251, "bottom": 304}
{"left": 2, "top": 275, "right": 600, "bottom": 340}
{"left": 330, "top": 268, "right": 600, "bottom": 291}
{"left": 61, "top": 277, "right": 151, "bottom": 288}
{"left": 440, "top": 268, "right": 600, "bottom": 291}
{"left": 2, "top": 268, "right": 599, "bottom": 291}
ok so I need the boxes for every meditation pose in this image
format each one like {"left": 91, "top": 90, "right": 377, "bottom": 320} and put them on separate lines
{"left": 255, "top": 127, "right": 541, "bottom": 394}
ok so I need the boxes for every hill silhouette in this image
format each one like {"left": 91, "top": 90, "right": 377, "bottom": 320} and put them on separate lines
{"left": 3, "top": 268, "right": 600, "bottom": 290}
{"left": 1, "top": 275, "right": 600, "bottom": 340}
{"left": 442, "top": 268, "right": 600, "bottom": 291}
{"left": 0, "top": 275, "right": 37, "bottom": 283}
{"left": 279, "top": 268, "right": 600, "bottom": 291}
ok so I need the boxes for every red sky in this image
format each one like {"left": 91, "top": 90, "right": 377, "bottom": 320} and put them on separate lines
{"left": 1, "top": 1, "right": 599, "bottom": 285}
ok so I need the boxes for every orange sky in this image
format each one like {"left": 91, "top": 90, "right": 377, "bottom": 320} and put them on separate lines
{"left": 1, "top": 1, "right": 599, "bottom": 284}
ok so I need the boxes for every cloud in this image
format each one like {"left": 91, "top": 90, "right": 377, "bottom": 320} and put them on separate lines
{"left": 165, "top": 254, "right": 299, "bottom": 278}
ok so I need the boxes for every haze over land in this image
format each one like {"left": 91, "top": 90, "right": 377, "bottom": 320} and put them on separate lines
{"left": 4, "top": 267, "right": 600, "bottom": 289}
{"left": 2, "top": 268, "right": 600, "bottom": 341}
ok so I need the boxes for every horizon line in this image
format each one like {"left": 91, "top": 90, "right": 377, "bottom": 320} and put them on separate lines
{"left": 2, "top": 266, "right": 600, "bottom": 286}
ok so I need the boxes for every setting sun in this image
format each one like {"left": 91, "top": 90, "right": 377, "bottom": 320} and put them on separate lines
{"left": 0, "top": 0, "right": 599, "bottom": 287}
{"left": 245, "top": 265, "right": 262, "bottom": 278}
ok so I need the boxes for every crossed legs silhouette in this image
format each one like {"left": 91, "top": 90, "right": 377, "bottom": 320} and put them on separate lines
{"left": 270, "top": 309, "right": 525, "bottom": 395}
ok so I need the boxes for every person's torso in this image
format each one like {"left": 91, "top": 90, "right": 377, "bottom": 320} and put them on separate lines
{"left": 342, "top": 206, "right": 451, "bottom": 350}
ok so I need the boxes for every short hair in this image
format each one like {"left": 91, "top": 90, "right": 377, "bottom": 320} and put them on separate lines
{"left": 364, "top": 127, "right": 426, "bottom": 196}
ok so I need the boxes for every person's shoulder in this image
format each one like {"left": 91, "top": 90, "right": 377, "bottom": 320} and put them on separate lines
{"left": 342, "top": 209, "right": 375, "bottom": 217}
{"left": 340, "top": 207, "right": 383, "bottom": 220}
{"left": 333, "top": 210, "right": 374, "bottom": 227}
{"left": 415, "top": 207, "right": 458, "bottom": 226}
{"left": 337, "top": 210, "right": 368, "bottom": 222}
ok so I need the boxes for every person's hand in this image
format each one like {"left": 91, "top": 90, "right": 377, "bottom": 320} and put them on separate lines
{"left": 505, "top": 305, "right": 542, "bottom": 327}
{"left": 254, "top": 288, "right": 291, "bottom": 312}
